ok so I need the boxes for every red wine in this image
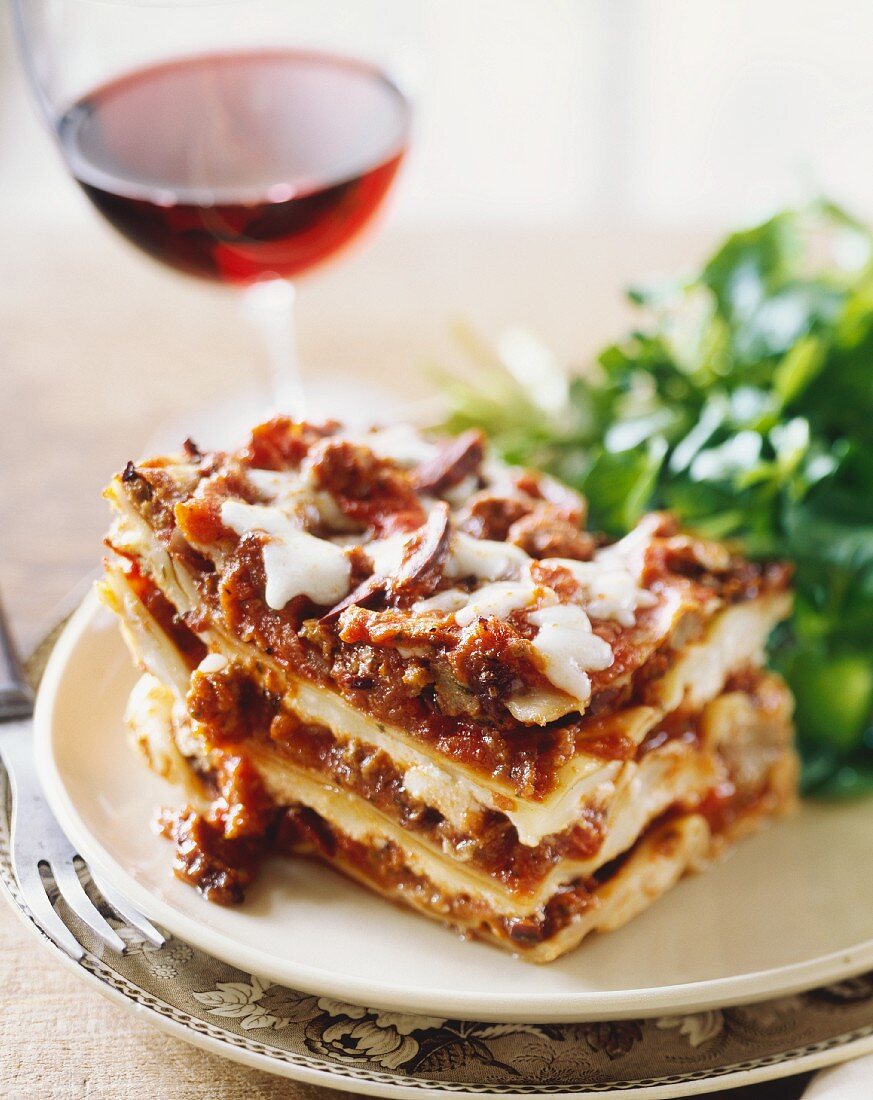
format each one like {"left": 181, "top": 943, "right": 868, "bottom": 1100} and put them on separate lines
{"left": 58, "top": 50, "right": 410, "bottom": 283}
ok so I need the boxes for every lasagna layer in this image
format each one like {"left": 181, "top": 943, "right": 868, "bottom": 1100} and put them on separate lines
{"left": 104, "top": 556, "right": 790, "bottom": 862}
{"left": 102, "top": 527, "right": 790, "bottom": 818}
{"left": 130, "top": 667, "right": 796, "bottom": 959}
{"left": 128, "top": 665, "right": 795, "bottom": 917}
{"left": 101, "top": 418, "right": 798, "bottom": 960}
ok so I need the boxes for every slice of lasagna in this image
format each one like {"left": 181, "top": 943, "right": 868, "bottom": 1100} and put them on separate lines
{"left": 101, "top": 417, "right": 797, "bottom": 962}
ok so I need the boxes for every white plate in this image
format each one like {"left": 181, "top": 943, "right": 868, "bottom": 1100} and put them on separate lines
{"left": 34, "top": 591, "right": 873, "bottom": 1023}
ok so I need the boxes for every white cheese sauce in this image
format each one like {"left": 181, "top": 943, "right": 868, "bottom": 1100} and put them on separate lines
{"left": 445, "top": 532, "right": 529, "bottom": 581}
{"left": 526, "top": 603, "right": 614, "bottom": 705}
{"left": 247, "top": 468, "right": 353, "bottom": 531}
{"left": 453, "top": 581, "right": 541, "bottom": 628}
{"left": 413, "top": 588, "right": 471, "bottom": 613}
{"left": 352, "top": 424, "right": 438, "bottom": 467}
{"left": 442, "top": 474, "right": 480, "bottom": 510}
{"left": 594, "top": 514, "right": 660, "bottom": 574}
{"left": 549, "top": 558, "right": 657, "bottom": 628}
{"left": 365, "top": 531, "right": 410, "bottom": 576}
{"left": 478, "top": 457, "right": 525, "bottom": 499}
{"left": 220, "top": 500, "right": 351, "bottom": 610}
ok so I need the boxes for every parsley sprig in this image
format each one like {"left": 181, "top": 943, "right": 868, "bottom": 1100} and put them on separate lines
{"left": 438, "top": 202, "right": 873, "bottom": 797}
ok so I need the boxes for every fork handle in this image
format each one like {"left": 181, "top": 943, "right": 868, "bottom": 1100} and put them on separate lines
{"left": 0, "top": 596, "right": 33, "bottom": 721}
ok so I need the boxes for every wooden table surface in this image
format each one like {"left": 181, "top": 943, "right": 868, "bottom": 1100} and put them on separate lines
{"left": 0, "top": 219, "right": 810, "bottom": 1098}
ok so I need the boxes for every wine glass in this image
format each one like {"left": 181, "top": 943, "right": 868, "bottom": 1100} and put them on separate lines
{"left": 11, "top": 0, "right": 415, "bottom": 417}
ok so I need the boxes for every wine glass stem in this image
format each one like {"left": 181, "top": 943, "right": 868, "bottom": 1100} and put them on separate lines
{"left": 243, "top": 279, "right": 305, "bottom": 416}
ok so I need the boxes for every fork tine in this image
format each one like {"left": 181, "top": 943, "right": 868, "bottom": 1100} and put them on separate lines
{"left": 51, "top": 859, "right": 127, "bottom": 954}
{"left": 90, "top": 871, "right": 166, "bottom": 948}
{"left": 14, "top": 860, "right": 84, "bottom": 962}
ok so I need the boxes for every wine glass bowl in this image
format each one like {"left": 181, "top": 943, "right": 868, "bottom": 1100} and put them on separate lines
{"left": 57, "top": 49, "right": 410, "bottom": 284}
{"left": 12, "top": 0, "right": 415, "bottom": 412}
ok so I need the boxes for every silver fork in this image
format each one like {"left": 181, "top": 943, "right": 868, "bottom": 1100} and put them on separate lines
{"left": 0, "top": 592, "right": 164, "bottom": 960}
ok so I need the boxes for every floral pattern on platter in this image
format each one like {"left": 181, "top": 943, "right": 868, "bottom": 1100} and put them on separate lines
{"left": 654, "top": 1012, "right": 724, "bottom": 1049}
{"left": 190, "top": 978, "right": 565, "bottom": 1074}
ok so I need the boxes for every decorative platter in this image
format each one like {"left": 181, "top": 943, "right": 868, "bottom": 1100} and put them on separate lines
{"left": 3, "top": 610, "right": 873, "bottom": 1096}
{"left": 31, "top": 592, "right": 873, "bottom": 1024}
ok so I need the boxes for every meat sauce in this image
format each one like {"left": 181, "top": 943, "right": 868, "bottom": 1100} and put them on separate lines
{"left": 155, "top": 684, "right": 785, "bottom": 940}
{"left": 266, "top": 711, "right": 609, "bottom": 895}
{"left": 156, "top": 756, "right": 275, "bottom": 904}
{"left": 182, "top": 661, "right": 610, "bottom": 893}
{"left": 113, "top": 419, "right": 796, "bottom": 944}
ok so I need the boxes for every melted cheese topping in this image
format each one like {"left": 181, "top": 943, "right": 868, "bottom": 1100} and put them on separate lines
{"left": 453, "top": 581, "right": 541, "bottom": 628}
{"left": 527, "top": 604, "right": 614, "bottom": 705}
{"left": 551, "top": 558, "right": 657, "bottom": 628}
{"left": 352, "top": 424, "right": 438, "bottom": 466}
{"left": 365, "top": 531, "right": 409, "bottom": 576}
{"left": 445, "top": 532, "right": 529, "bottom": 581}
{"left": 247, "top": 468, "right": 351, "bottom": 530}
{"left": 143, "top": 425, "right": 668, "bottom": 729}
{"left": 414, "top": 589, "right": 471, "bottom": 613}
{"left": 220, "top": 500, "right": 351, "bottom": 609}
{"left": 229, "top": 429, "right": 660, "bottom": 666}
{"left": 596, "top": 514, "right": 661, "bottom": 573}
{"left": 479, "top": 456, "right": 525, "bottom": 498}
{"left": 442, "top": 474, "right": 479, "bottom": 510}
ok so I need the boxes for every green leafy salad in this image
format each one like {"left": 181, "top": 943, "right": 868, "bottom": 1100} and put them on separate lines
{"left": 437, "top": 202, "right": 873, "bottom": 798}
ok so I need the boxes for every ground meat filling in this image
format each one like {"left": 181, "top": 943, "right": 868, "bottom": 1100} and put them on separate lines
{"left": 265, "top": 727, "right": 611, "bottom": 895}
{"left": 507, "top": 507, "right": 597, "bottom": 561}
{"left": 447, "top": 618, "right": 542, "bottom": 703}
{"left": 186, "top": 668, "right": 610, "bottom": 894}
{"left": 456, "top": 492, "right": 531, "bottom": 541}
{"left": 157, "top": 807, "right": 261, "bottom": 905}
{"left": 308, "top": 437, "right": 426, "bottom": 536}
{"left": 156, "top": 755, "right": 276, "bottom": 905}
{"left": 161, "top": 653, "right": 791, "bottom": 915}
{"left": 242, "top": 417, "right": 341, "bottom": 471}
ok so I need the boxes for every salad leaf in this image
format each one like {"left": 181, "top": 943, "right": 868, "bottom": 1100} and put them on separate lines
{"left": 436, "top": 200, "right": 873, "bottom": 797}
